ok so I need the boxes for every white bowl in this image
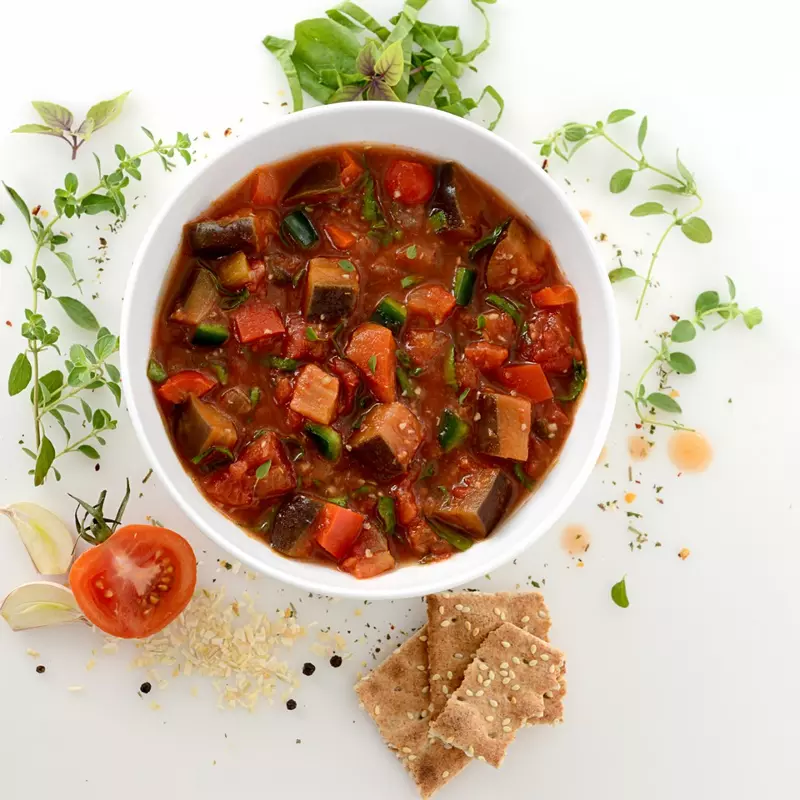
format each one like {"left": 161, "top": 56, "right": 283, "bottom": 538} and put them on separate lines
{"left": 121, "top": 103, "right": 619, "bottom": 599}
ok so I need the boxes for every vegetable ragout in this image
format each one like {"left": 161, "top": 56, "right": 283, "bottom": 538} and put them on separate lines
{"left": 149, "top": 145, "right": 586, "bottom": 578}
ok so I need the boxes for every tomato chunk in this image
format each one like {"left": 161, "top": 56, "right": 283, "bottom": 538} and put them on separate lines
{"left": 521, "top": 311, "right": 581, "bottom": 374}
{"left": 346, "top": 323, "right": 396, "bottom": 403}
{"left": 251, "top": 168, "right": 280, "bottom": 206}
{"left": 69, "top": 525, "right": 197, "bottom": 639}
{"left": 314, "top": 504, "right": 365, "bottom": 560}
{"left": 532, "top": 285, "right": 577, "bottom": 307}
{"left": 498, "top": 363, "right": 554, "bottom": 403}
{"left": 407, "top": 284, "right": 456, "bottom": 324}
{"left": 232, "top": 301, "right": 285, "bottom": 344}
{"left": 157, "top": 371, "right": 216, "bottom": 404}
{"left": 385, "top": 160, "right": 435, "bottom": 205}
{"left": 465, "top": 341, "right": 509, "bottom": 371}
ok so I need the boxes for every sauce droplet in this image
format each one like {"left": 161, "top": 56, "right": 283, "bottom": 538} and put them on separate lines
{"left": 628, "top": 435, "right": 651, "bottom": 461}
{"left": 668, "top": 431, "right": 713, "bottom": 472}
{"left": 561, "top": 525, "right": 591, "bottom": 556}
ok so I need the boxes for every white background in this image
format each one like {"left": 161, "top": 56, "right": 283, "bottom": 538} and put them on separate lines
{"left": 1, "top": 1, "right": 799, "bottom": 798}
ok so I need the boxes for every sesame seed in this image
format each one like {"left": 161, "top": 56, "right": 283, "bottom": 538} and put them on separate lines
{"left": 488, "top": 670, "right": 495, "bottom": 680}
{"left": 538, "top": 610, "right": 548, "bottom": 618}
{"left": 500, "top": 662, "right": 509, "bottom": 669}
{"left": 529, "top": 659, "right": 538, "bottom": 666}
{"left": 440, "top": 620, "right": 451, "bottom": 628}
{"left": 521, "top": 616, "right": 530, "bottom": 623}
{"left": 455, "top": 604, "right": 464, "bottom": 611}
{"left": 416, "top": 665, "right": 426, "bottom": 671}
{"left": 545, "top": 690, "right": 554, "bottom": 698}
{"left": 408, "top": 755, "right": 417, "bottom": 761}
{"left": 489, "top": 698, "right": 499, "bottom": 708}
{"left": 502, "top": 717, "right": 511, "bottom": 725}
{"left": 431, "top": 673, "right": 441, "bottom": 680}
{"left": 485, "top": 715, "right": 494, "bottom": 722}
{"left": 512, "top": 656, "right": 521, "bottom": 664}
{"left": 419, "top": 635, "right": 428, "bottom": 642}
{"left": 500, "top": 612, "right": 506, "bottom": 620}
{"left": 493, "top": 607, "right": 502, "bottom": 616}
{"left": 503, "top": 725, "right": 513, "bottom": 733}
{"left": 476, "top": 690, "right": 484, "bottom": 697}
{"left": 549, "top": 665, "right": 556, "bottom": 673}
{"left": 442, "top": 686, "right": 449, "bottom": 694}
{"left": 454, "top": 653, "right": 463, "bottom": 659}
{"left": 407, "top": 712, "right": 416, "bottom": 720}
{"left": 442, "top": 771, "right": 450, "bottom": 779}
{"left": 521, "top": 424, "right": 527, "bottom": 431}
{"left": 374, "top": 705, "right": 381, "bottom": 715}
{"left": 466, "top": 689, "right": 474, "bottom": 697}
{"left": 478, "top": 756, "right": 486, "bottom": 762}
{"left": 422, "top": 686, "right": 429, "bottom": 694}
{"left": 462, "top": 606, "right": 471, "bottom": 612}
{"left": 501, "top": 641, "right": 511, "bottom": 648}
{"left": 465, "top": 621, "right": 472, "bottom": 631}
{"left": 447, "top": 671, "right": 453, "bottom": 679}
{"left": 402, "top": 747, "right": 412, "bottom": 754}
{"left": 540, "top": 654, "right": 550, "bottom": 661}
{"left": 439, "top": 605, "right": 445, "bottom": 615}
{"left": 502, "top": 677, "right": 511, "bottom": 684}
{"left": 512, "top": 684, "right": 520, "bottom": 691}
{"left": 530, "top": 645, "right": 538, "bottom": 655}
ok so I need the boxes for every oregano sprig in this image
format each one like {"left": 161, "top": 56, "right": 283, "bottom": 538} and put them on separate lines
{"left": 627, "top": 278, "right": 762, "bottom": 431}
{"left": 5, "top": 124, "right": 192, "bottom": 485}
{"left": 535, "top": 110, "right": 711, "bottom": 319}
{"left": 12, "top": 92, "right": 130, "bottom": 160}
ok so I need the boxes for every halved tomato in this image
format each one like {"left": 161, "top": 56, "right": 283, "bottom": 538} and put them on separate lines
{"left": 69, "top": 525, "right": 196, "bottom": 639}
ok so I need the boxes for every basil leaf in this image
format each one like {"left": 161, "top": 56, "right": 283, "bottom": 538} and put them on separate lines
{"left": 695, "top": 291, "right": 720, "bottom": 315}
{"left": 0, "top": 250, "right": 11, "bottom": 264}
{"left": 147, "top": 359, "right": 167, "bottom": 384}
{"left": 725, "top": 276, "right": 736, "bottom": 300}
{"left": 646, "top": 392, "right": 682, "bottom": 413}
{"left": 31, "top": 101, "right": 75, "bottom": 131}
{"left": 611, "top": 576, "right": 629, "bottom": 608}
{"left": 55, "top": 296, "right": 99, "bottom": 331}
{"left": 78, "top": 445, "right": 100, "bottom": 460}
{"left": 256, "top": 460, "right": 272, "bottom": 480}
{"left": 12, "top": 123, "right": 62, "bottom": 137}
{"left": 468, "top": 218, "right": 510, "bottom": 261}
{"left": 428, "top": 518, "right": 473, "bottom": 551}
{"left": 564, "top": 125, "right": 587, "bottom": 142}
{"left": 630, "top": 202, "right": 665, "bottom": 217}
{"left": 374, "top": 40, "right": 405, "bottom": 86}
{"left": 8, "top": 352, "right": 32, "bottom": 396}
{"left": 670, "top": 320, "right": 696, "bottom": 343}
{"left": 608, "top": 267, "right": 637, "bottom": 283}
{"left": 681, "top": 217, "right": 712, "bottom": 244}
{"left": 556, "top": 360, "right": 586, "bottom": 402}
{"left": 609, "top": 169, "right": 634, "bottom": 194}
{"left": 607, "top": 109, "right": 635, "bottom": 124}
{"left": 377, "top": 496, "right": 396, "bottom": 536}
{"left": 294, "top": 18, "right": 360, "bottom": 88}
{"left": 80, "top": 194, "right": 117, "bottom": 215}
{"left": 668, "top": 352, "right": 696, "bottom": 374}
{"left": 263, "top": 36, "right": 305, "bottom": 112}
{"left": 82, "top": 91, "right": 130, "bottom": 135}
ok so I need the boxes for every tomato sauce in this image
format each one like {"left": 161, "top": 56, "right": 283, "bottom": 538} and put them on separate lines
{"left": 149, "top": 145, "right": 586, "bottom": 578}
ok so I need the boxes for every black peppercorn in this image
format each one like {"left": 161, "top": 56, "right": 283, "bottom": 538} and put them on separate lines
{"left": 140, "top": 681, "right": 152, "bottom": 694}
{"left": 302, "top": 662, "right": 316, "bottom": 676}
{"left": 330, "top": 654, "right": 343, "bottom": 668}
{"left": 286, "top": 699, "right": 297, "bottom": 710}
{"left": 36, "top": 665, "right": 45, "bottom": 674}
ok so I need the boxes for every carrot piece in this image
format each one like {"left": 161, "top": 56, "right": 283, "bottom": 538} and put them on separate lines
{"left": 345, "top": 323, "right": 397, "bottom": 403}
{"left": 465, "top": 341, "right": 509, "bottom": 371}
{"left": 231, "top": 301, "right": 285, "bottom": 344}
{"left": 324, "top": 224, "right": 356, "bottom": 250}
{"left": 532, "top": 285, "right": 577, "bottom": 307}
{"left": 157, "top": 371, "right": 217, "bottom": 404}
{"left": 251, "top": 168, "right": 280, "bottom": 206}
{"left": 314, "top": 503, "right": 365, "bottom": 560}
{"left": 384, "top": 160, "right": 435, "bottom": 205}
{"left": 407, "top": 284, "right": 456, "bottom": 324}
{"left": 497, "top": 363, "right": 554, "bottom": 403}
{"left": 289, "top": 364, "right": 340, "bottom": 425}
{"left": 340, "top": 150, "right": 364, "bottom": 187}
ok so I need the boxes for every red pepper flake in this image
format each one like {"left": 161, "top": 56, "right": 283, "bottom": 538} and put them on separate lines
{"left": 5, "top": 320, "right": 12, "bottom": 327}
{"left": 32, "top": 205, "right": 41, "bottom": 216}
{"left": 223, "top": 128, "right": 232, "bottom": 137}
{"left": 670, "top": 314, "right": 680, "bottom": 322}
{"left": 541, "top": 159, "right": 549, "bottom": 172}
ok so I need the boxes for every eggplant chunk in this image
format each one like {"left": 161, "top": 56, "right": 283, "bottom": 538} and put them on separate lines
{"left": 283, "top": 160, "right": 343, "bottom": 204}
{"left": 486, "top": 220, "right": 547, "bottom": 291}
{"left": 271, "top": 495, "right": 324, "bottom": 558}
{"left": 171, "top": 268, "right": 217, "bottom": 326}
{"left": 188, "top": 213, "right": 259, "bottom": 256}
{"left": 349, "top": 402, "right": 423, "bottom": 482}
{"left": 428, "top": 162, "right": 463, "bottom": 231}
{"left": 433, "top": 468, "right": 512, "bottom": 538}
{"left": 304, "top": 257, "right": 359, "bottom": 320}
{"left": 216, "top": 251, "right": 251, "bottom": 289}
{"left": 176, "top": 395, "right": 237, "bottom": 460}
{"left": 476, "top": 392, "right": 532, "bottom": 462}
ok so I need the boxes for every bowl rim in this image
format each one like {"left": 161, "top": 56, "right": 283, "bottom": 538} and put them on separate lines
{"left": 120, "top": 102, "right": 620, "bottom": 599}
